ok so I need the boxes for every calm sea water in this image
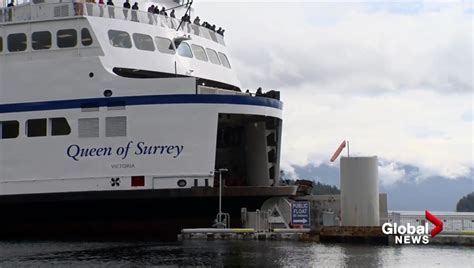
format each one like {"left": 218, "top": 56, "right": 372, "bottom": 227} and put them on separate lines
{"left": 0, "top": 240, "right": 472, "bottom": 267}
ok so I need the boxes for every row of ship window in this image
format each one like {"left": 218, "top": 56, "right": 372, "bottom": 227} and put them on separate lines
{"left": 108, "top": 30, "right": 232, "bottom": 69}
{"left": 0, "top": 118, "right": 71, "bottom": 139}
{"left": 0, "top": 28, "right": 93, "bottom": 52}
{"left": 0, "top": 116, "right": 127, "bottom": 139}
{"left": 0, "top": 28, "right": 231, "bottom": 69}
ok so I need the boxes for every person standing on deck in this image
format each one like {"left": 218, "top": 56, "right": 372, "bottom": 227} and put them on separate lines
{"left": 6, "top": 0, "right": 14, "bottom": 21}
{"left": 98, "top": 0, "right": 104, "bottom": 17}
{"left": 131, "top": 2, "right": 138, "bottom": 22}
{"left": 73, "top": 0, "right": 84, "bottom": 16}
{"left": 106, "top": 0, "right": 115, "bottom": 18}
{"left": 147, "top": 5, "right": 154, "bottom": 13}
{"left": 85, "top": 0, "right": 95, "bottom": 16}
{"left": 147, "top": 4, "right": 155, "bottom": 24}
{"left": 160, "top": 6, "right": 167, "bottom": 16}
{"left": 123, "top": 0, "right": 130, "bottom": 19}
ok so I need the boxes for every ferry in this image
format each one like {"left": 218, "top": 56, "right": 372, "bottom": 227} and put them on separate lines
{"left": 0, "top": 0, "right": 297, "bottom": 239}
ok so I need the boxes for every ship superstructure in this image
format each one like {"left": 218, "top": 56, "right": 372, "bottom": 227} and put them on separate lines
{"left": 0, "top": 0, "right": 295, "bottom": 238}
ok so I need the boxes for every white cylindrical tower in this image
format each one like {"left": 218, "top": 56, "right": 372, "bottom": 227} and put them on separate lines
{"left": 340, "top": 156, "right": 379, "bottom": 226}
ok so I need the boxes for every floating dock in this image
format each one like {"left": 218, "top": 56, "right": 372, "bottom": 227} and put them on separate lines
{"left": 178, "top": 227, "right": 474, "bottom": 246}
{"left": 420, "top": 233, "right": 474, "bottom": 246}
{"left": 178, "top": 227, "right": 386, "bottom": 244}
{"left": 178, "top": 228, "right": 312, "bottom": 241}
{"left": 319, "top": 226, "right": 388, "bottom": 244}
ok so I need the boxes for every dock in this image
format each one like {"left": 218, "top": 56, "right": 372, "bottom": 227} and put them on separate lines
{"left": 177, "top": 183, "right": 474, "bottom": 246}
{"left": 424, "top": 233, "right": 474, "bottom": 246}
{"left": 178, "top": 227, "right": 474, "bottom": 246}
{"left": 178, "top": 228, "right": 312, "bottom": 241}
{"left": 319, "top": 226, "right": 388, "bottom": 244}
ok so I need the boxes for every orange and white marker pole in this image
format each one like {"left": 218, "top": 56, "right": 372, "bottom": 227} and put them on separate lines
{"left": 330, "top": 140, "right": 348, "bottom": 162}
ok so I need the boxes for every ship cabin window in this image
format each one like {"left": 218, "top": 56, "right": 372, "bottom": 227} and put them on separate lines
{"left": 191, "top": 44, "right": 208, "bottom": 62}
{"left": 105, "top": 116, "right": 127, "bottom": 137}
{"left": 78, "top": 118, "right": 99, "bottom": 138}
{"left": 218, "top": 52, "right": 231, "bottom": 69}
{"left": 8, "top": 33, "right": 27, "bottom": 52}
{"left": 0, "top": 121, "right": 19, "bottom": 139}
{"left": 26, "top": 119, "right": 47, "bottom": 137}
{"left": 133, "top": 33, "right": 155, "bottom": 52}
{"left": 50, "top": 118, "right": 71, "bottom": 136}
{"left": 81, "top": 28, "right": 93, "bottom": 46}
{"left": 155, "top": 37, "right": 175, "bottom": 54}
{"left": 176, "top": 42, "right": 193, "bottom": 58}
{"left": 32, "top": 31, "right": 52, "bottom": 50}
{"left": 206, "top": 48, "right": 221, "bottom": 65}
{"left": 108, "top": 30, "right": 132, "bottom": 48}
{"left": 57, "top": 29, "right": 77, "bottom": 48}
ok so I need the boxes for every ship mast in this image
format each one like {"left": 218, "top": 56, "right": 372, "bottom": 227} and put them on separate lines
{"left": 176, "top": 0, "right": 193, "bottom": 31}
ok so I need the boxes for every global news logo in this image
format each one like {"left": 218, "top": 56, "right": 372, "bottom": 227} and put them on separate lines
{"left": 382, "top": 210, "right": 443, "bottom": 245}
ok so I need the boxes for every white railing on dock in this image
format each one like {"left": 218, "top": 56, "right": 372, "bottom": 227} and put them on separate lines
{"left": 255, "top": 210, "right": 270, "bottom": 232}
{"left": 214, "top": 212, "right": 230, "bottom": 229}
{"left": 388, "top": 212, "right": 474, "bottom": 233}
{"left": 181, "top": 228, "right": 255, "bottom": 234}
{"left": 0, "top": 1, "right": 226, "bottom": 46}
{"left": 273, "top": 228, "right": 310, "bottom": 233}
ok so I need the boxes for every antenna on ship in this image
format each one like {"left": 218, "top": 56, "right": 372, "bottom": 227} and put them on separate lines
{"left": 176, "top": 0, "right": 193, "bottom": 31}
{"left": 166, "top": 0, "right": 192, "bottom": 11}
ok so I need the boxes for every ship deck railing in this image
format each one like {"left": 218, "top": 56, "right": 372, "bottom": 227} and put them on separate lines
{"left": 197, "top": 85, "right": 250, "bottom": 96}
{"left": 0, "top": 0, "right": 225, "bottom": 46}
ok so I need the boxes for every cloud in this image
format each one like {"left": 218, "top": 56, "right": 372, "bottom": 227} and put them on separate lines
{"left": 378, "top": 161, "right": 407, "bottom": 186}
{"left": 195, "top": 1, "right": 473, "bottom": 180}
{"left": 282, "top": 88, "right": 472, "bottom": 179}
{"left": 197, "top": 2, "right": 472, "bottom": 94}
{"left": 462, "top": 110, "right": 474, "bottom": 122}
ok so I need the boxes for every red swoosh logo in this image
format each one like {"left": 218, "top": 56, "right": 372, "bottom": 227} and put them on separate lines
{"left": 425, "top": 210, "right": 443, "bottom": 237}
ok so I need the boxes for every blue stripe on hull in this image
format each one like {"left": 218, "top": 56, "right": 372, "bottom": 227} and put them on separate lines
{"left": 0, "top": 94, "right": 283, "bottom": 114}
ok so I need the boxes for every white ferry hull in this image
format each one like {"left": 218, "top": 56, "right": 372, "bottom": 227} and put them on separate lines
{"left": 0, "top": 94, "right": 291, "bottom": 239}
{"left": 0, "top": 186, "right": 297, "bottom": 239}
{"left": 1, "top": 94, "right": 283, "bottom": 195}
{"left": 0, "top": 1, "right": 293, "bottom": 239}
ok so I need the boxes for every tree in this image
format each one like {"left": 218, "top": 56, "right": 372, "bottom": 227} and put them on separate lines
{"left": 312, "top": 181, "right": 340, "bottom": 195}
{"left": 456, "top": 192, "right": 474, "bottom": 212}
{"left": 279, "top": 170, "right": 340, "bottom": 194}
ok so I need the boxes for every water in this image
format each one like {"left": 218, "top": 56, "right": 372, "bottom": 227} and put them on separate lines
{"left": 0, "top": 240, "right": 472, "bottom": 267}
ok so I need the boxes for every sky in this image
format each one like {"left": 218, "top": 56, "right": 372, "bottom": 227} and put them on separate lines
{"left": 194, "top": 0, "right": 473, "bottom": 187}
